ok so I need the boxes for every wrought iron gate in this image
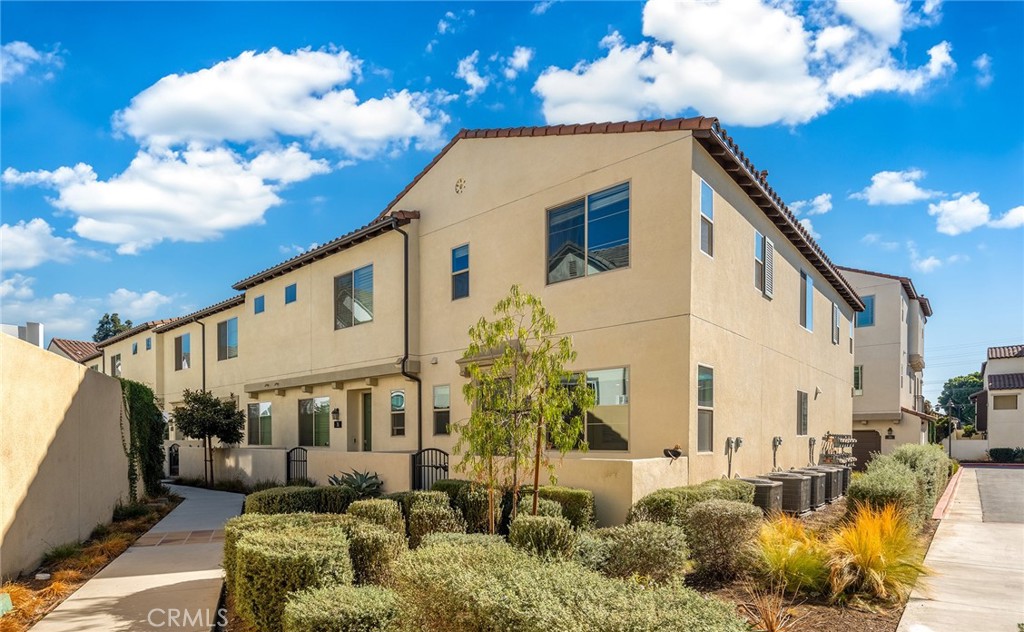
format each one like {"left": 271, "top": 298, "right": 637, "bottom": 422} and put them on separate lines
{"left": 168, "top": 443, "right": 180, "bottom": 477}
{"left": 411, "top": 448, "right": 449, "bottom": 490}
{"left": 287, "top": 447, "right": 308, "bottom": 484}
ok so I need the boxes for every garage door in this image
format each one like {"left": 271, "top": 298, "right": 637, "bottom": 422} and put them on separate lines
{"left": 852, "top": 430, "right": 882, "bottom": 471}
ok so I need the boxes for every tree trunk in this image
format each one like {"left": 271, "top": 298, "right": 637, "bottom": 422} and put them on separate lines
{"left": 487, "top": 456, "right": 495, "bottom": 534}
{"left": 532, "top": 416, "right": 543, "bottom": 515}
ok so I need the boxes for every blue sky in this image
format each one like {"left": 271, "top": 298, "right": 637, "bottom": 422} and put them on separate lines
{"left": 2, "top": 1, "right": 1022, "bottom": 403}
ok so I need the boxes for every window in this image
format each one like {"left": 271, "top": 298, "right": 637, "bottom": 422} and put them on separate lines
{"left": 335, "top": 265, "right": 374, "bottom": 329}
{"left": 452, "top": 245, "right": 469, "bottom": 300}
{"left": 800, "top": 271, "right": 813, "bottom": 331}
{"left": 849, "top": 319, "right": 854, "bottom": 353}
{"left": 547, "top": 182, "right": 629, "bottom": 284}
{"left": 753, "top": 231, "right": 774, "bottom": 297}
{"left": 111, "top": 354, "right": 122, "bottom": 378}
{"left": 700, "top": 179, "right": 714, "bottom": 256}
{"left": 853, "top": 366, "right": 864, "bottom": 396}
{"left": 132, "top": 342, "right": 138, "bottom": 355}
{"left": 174, "top": 334, "right": 190, "bottom": 371}
{"left": 797, "top": 390, "right": 809, "bottom": 435}
{"left": 247, "top": 402, "right": 272, "bottom": 445}
{"left": 217, "top": 317, "right": 239, "bottom": 360}
{"left": 583, "top": 368, "right": 629, "bottom": 450}
{"left": 994, "top": 395, "right": 1018, "bottom": 410}
{"left": 298, "top": 397, "right": 330, "bottom": 447}
{"left": 145, "top": 337, "right": 152, "bottom": 351}
{"left": 433, "top": 385, "right": 451, "bottom": 435}
{"left": 391, "top": 390, "right": 406, "bottom": 436}
{"left": 856, "top": 295, "right": 875, "bottom": 327}
{"left": 89, "top": 364, "right": 99, "bottom": 372}
{"left": 285, "top": 283, "right": 297, "bottom": 305}
{"left": 697, "top": 365, "right": 714, "bottom": 453}
{"left": 254, "top": 295, "right": 265, "bottom": 314}
{"left": 832, "top": 303, "right": 841, "bottom": 344}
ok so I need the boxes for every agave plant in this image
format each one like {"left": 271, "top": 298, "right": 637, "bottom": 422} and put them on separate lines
{"left": 328, "top": 469, "right": 384, "bottom": 499}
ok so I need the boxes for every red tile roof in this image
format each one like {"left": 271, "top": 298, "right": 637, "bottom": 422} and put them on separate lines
{"left": 989, "top": 373, "right": 1024, "bottom": 391}
{"left": 371, "top": 116, "right": 864, "bottom": 312}
{"left": 835, "top": 266, "right": 933, "bottom": 317}
{"left": 988, "top": 345, "right": 1024, "bottom": 360}
{"left": 95, "top": 320, "right": 176, "bottom": 349}
{"left": 153, "top": 295, "right": 246, "bottom": 333}
{"left": 48, "top": 338, "right": 101, "bottom": 362}
{"left": 901, "top": 406, "right": 937, "bottom": 422}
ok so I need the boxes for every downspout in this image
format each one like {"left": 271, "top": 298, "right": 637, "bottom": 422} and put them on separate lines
{"left": 198, "top": 320, "right": 211, "bottom": 484}
{"left": 198, "top": 321, "right": 207, "bottom": 391}
{"left": 392, "top": 219, "right": 423, "bottom": 451}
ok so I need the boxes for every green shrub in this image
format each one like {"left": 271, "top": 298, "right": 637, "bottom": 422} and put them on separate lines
{"left": 573, "top": 532, "right": 613, "bottom": 572}
{"left": 251, "top": 478, "right": 285, "bottom": 492}
{"left": 508, "top": 515, "right": 577, "bottom": 560}
{"left": 234, "top": 527, "right": 353, "bottom": 632}
{"left": 949, "top": 459, "right": 960, "bottom": 477}
{"left": 594, "top": 521, "right": 688, "bottom": 583}
{"left": 516, "top": 497, "right": 563, "bottom": 518}
{"left": 684, "top": 499, "right": 763, "bottom": 582}
{"left": 431, "top": 479, "right": 494, "bottom": 533}
{"left": 328, "top": 469, "right": 384, "bottom": 500}
{"left": 244, "top": 486, "right": 357, "bottom": 515}
{"left": 891, "top": 443, "right": 950, "bottom": 515}
{"left": 701, "top": 479, "right": 756, "bottom": 503}
{"left": 42, "top": 542, "right": 82, "bottom": 567}
{"left": 392, "top": 541, "right": 748, "bottom": 631}
{"left": 431, "top": 478, "right": 470, "bottom": 504}
{"left": 627, "top": 479, "right": 756, "bottom": 527}
{"left": 112, "top": 502, "right": 150, "bottom": 522}
{"left": 408, "top": 502, "right": 466, "bottom": 547}
{"left": 283, "top": 584, "right": 400, "bottom": 632}
{"left": 384, "top": 490, "right": 451, "bottom": 534}
{"left": 347, "top": 499, "right": 404, "bottom": 535}
{"left": 345, "top": 522, "right": 406, "bottom": 586}
{"left": 531, "top": 485, "right": 596, "bottom": 529}
{"left": 847, "top": 457, "right": 925, "bottom": 526}
{"left": 419, "top": 532, "right": 508, "bottom": 549}
{"left": 988, "top": 447, "right": 1024, "bottom": 463}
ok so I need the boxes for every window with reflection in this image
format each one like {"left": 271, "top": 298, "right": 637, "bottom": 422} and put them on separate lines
{"left": 299, "top": 397, "right": 330, "bottom": 447}
{"left": 547, "top": 183, "right": 629, "bottom": 284}
{"left": 335, "top": 265, "right": 374, "bottom": 329}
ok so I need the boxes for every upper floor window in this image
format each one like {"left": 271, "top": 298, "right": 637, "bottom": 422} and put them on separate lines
{"left": 754, "top": 231, "right": 774, "bottom": 297}
{"left": 994, "top": 395, "right": 1018, "bottom": 410}
{"left": 856, "top": 295, "right": 875, "bottom": 327}
{"left": 800, "top": 271, "right": 813, "bottom": 331}
{"left": 174, "top": 333, "right": 190, "bottom": 371}
{"left": 797, "top": 390, "right": 809, "bottom": 435}
{"left": 391, "top": 390, "right": 406, "bottom": 436}
{"left": 145, "top": 337, "right": 152, "bottom": 351}
{"left": 254, "top": 295, "right": 265, "bottom": 314}
{"left": 335, "top": 264, "right": 374, "bottom": 329}
{"left": 217, "top": 317, "right": 238, "bottom": 360}
{"left": 111, "top": 354, "right": 122, "bottom": 378}
{"left": 853, "top": 365, "right": 864, "bottom": 396}
{"left": 298, "top": 397, "right": 330, "bottom": 447}
{"left": 697, "top": 365, "right": 714, "bottom": 453}
{"left": 433, "top": 385, "right": 451, "bottom": 435}
{"left": 285, "top": 284, "right": 297, "bottom": 305}
{"left": 832, "top": 303, "right": 841, "bottom": 344}
{"left": 452, "top": 244, "right": 470, "bottom": 300}
{"left": 547, "top": 182, "right": 630, "bottom": 284}
{"left": 700, "top": 179, "right": 714, "bottom": 256}
{"left": 132, "top": 342, "right": 138, "bottom": 355}
{"left": 247, "top": 402, "right": 272, "bottom": 446}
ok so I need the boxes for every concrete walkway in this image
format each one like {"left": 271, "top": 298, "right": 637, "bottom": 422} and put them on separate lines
{"left": 897, "top": 466, "right": 1024, "bottom": 632}
{"left": 33, "top": 485, "right": 243, "bottom": 632}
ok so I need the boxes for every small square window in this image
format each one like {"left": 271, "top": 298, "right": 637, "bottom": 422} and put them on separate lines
{"left": 254, "top": 295, "right": 265, "bottom": 314}
{"left": 285, "top": 284, "right": 297, "bottom": 304}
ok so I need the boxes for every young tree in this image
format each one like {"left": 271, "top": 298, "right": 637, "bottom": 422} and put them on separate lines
{"left": 93, "top": 312, "right": 134, "bottom": 342}
{"left": 453, "top": 285, "right": 594, "bottom": 532}
{"left": 172, "top": 389, "right": 245, "bottom": 486}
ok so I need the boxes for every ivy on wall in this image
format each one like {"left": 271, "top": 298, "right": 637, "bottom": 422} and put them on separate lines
{"left": 119, "top": 379, "right": 166, "bottom": 499}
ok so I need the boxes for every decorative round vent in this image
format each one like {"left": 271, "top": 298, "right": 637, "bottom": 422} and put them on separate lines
{"left": 455, "top": 178, "right": 466, "bottom": 194}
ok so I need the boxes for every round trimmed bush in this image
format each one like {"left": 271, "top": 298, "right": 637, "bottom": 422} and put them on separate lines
{"left": 347, "top": 499, "right": 404, "bottom": 535}
{"left": 244, "top": 485, "right": 357, "bottom": 515}
{"left": 847, "top": 456, "right": 925, "bottom": 525}
{"left": 516, "top": 497, "right": 563, "bottom": 519}
{"left": 684, "top": 499, "right": 762, "bottom": 581}
{"left": 346, "top": 521, "right": 407, "bottom": 586}
{"left": 596, "top": 521, "right": 688, "bottom": 583}
{"left": 574, "top": 532, "right": 613, "bottom": 572}
{"left": 408, "top": 502, "right": 466, "bottom": 548}
{"left": 532, "top": 486, "right": 596, "bottom": 529}
{"left": 508, "top": 515, "right": 577, "bottom": 560}
{"left": 284, "top": 585, "right": 400, "bottom": 632}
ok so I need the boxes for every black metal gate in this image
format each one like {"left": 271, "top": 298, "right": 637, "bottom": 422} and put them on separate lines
{"left": 287, "top": 447, "right": 308, "bottom": 484}
{"left": 168, "top": 443, "right": 180, "bottom": 477}
{"left": 411, "top": 448, "right": 449, "bottom": 491}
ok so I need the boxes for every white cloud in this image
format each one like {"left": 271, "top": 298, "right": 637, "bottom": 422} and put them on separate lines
{"left": 861, "top": 233, "right": 900, "bottom": 251}
{"left": 533, "top": 0, "right": 954, "bottom": 127}
{"left": 927, "top": 192, "right": 990, "bottom": 236}
{"left": 279, "top": 242, "right": 320, "bottom": 256}
{"left": 1, "top": 41, "right": 63, "bottom": 84}
{"left": 908, "top": 241, "right": 941, "bottom": 273}
{"left": 0, "top": 218, "right": 80, "bottom": 270}
{"left": 791, "top": 193, "right": 832, "bottom": 216}
{"left": 436, "top": 9, "right": 474, "bottom": 36}
{"left": 989, "top": 205, "right": 1024, "bottom": 230}
{"left": 798, "top": 218, "right": 821, "bottom": 239}
{"left": 834, "top": 0, "right": 908, "bottom": 46}
{"left": 107, "top": 288, "right": 173, "bottom": 318}
{"left": 456, "top": 50, "right": 490, "bottom": 98}
{"left": 851, "top": 168, "right": 940, "bottom": 205}
{"left": 0, "top": 275, "right": 97, "bottom": 339}
{"left": 973, "top": 54, "right": 993, "bottom": 88}
{"left": 0, "top": 273, "right": 34, "bottom": 300}
{"left": 503, "top": 46, "right": 535, "bottom": 80}
{"left": 531, "top": 1, "right": 556, "bottom": 15}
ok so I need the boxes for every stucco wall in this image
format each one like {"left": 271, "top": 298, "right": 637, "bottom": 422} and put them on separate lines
{"left": 1, "top": 336, "right": 129, "bottom": 579}
{"left": 987, "top": 388, "right": 1024, "bottom": 449}
{"left": 950, "top": 436, "right": 989, "bottom": 461}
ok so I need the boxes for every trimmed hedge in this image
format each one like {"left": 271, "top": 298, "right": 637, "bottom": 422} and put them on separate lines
{"left": 591, "top": 521, "right": 689, "bottom": 583}
{"left": 419, "top": 532, "right": 508, "bottom": 549}
{"left": 517, "top": 497, "right": 564, "bottom": 518}
{"left": 245, "top": 485, "right": 356, "bottom": 515}
{"left": 385, "top": 490, "right": 450, "bottom": 535}
{"left": 891, "top": 443, "right": 951, "bottom": 515}
{"left": 431, "top": 479, "right": 492, "bottom": 533}
{"left": 392, "top": 541, "right": 749, "bottom": 631}
{"left": 345, "top": 521, "right": 407, "bottom": 586}
{"left": 283, "top": 585, "right": 400, "bottom": 632}
{"left": 347, "top": 499, "right": 405, "bottom": 535}
{"left": 989, "top": 447, "right": 1024, "bottom": 463}
{"left": 235, "top": 527, "right": 353, "bottom": 632}
{"left": 684, "top": 499, "right": 762, "bottom": 581}
{"left": 628, "top": 479, "right": 755, "bottom": 527}
{"left": 847, "top": 456, "right": 925, "bottom": 525}
{"left": 508, "top": 515, "right": 577, "bottom": 560}
{"left": 408, "top": 502, "right": 466, "bottom": 548}
{"left": 531, "top": 485, "right": 596, "bottom": 529}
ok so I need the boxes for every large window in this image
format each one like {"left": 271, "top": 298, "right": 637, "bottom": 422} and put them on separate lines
{"left": 797, "top": 390, "right": 809, "bottom": 435}
{"left": 335, "top": 265, "right": 374, "bottom": 329}
{"left": 285, "top": 283, "right": 297, "bottom": 305}
{"left": 582, "top": 367, "right": 629, "bottom": 451}
{"left": 299, "top": 397, "right": 330, "bottom": 447}
{"left": 174, "top": 334, "right": 190, "bottom": 371}
{"left": 853, "top": 366, "right": 864, "bottom": 396}
{"left": 547, "top": 182, "right": 629, "bottom": 284}
{"left": 994, "top": 395, "right": 1018, "bottom": 410}
{"left": 700, "top": 179, "right": 714, "bottom": 256}
{"left": 800, "top": 271, "right": 813, "bottom": 331}
{"left": 697, "top": 365, "right": 714, "bottom": 453}
{"left": 111, "top": 354, "right": 122, "bottom": 378}
{"left": 433, "top": 385, "right": 450, "bottom": 435}
{"left": 856, "top": 295, "right": 875, "bottom": 327}
{"left": 391, "top": 390, "right": 406, "bottom": 436}
{"left": 217, "top": 317, "right": 238, "bottom": 360}
{"left": 832, "top": 303, "right": 841, "bottom": 344}
{"left": 254, "top": 295, "right": 265, "bottom": 314}
{"left": 247, "top": 402, "right": 272, "bottom": 445}
{"left": 452, "top": 245, "right": 469, "bottom": 300}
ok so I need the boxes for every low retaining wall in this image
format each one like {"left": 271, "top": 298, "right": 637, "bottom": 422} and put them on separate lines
{"left": 950, "top": 437, "right": 989, "bottom": 462}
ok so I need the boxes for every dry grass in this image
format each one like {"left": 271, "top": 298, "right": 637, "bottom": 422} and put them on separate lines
{"left": 36, "top": 581, "right": 74, "bottom": 601}
{"left": 739, "top": 584, "right": 805, "bottom": 632}
{"left": 50, "top": 569, "right": 84, "bottom": 583}
{"left": 755, "top": 513, "right": 830, "bottom": 596}
{"left": 0, "top": 582, "right": 43, "bottom": 630}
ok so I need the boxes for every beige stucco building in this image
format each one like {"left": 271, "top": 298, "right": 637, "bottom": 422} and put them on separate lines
{"left": 89, "top": 117, "right": 865, "bottom": 524}
{"left": 972, "top": 345, "right": 1024, "bottom": 452}
{"left": 837, "top": 267, "right": 935, "bottom": 466}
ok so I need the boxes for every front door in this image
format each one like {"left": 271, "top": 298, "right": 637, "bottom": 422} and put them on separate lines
{"left": 362, "top": 392, "right": 373, "bottom": 451}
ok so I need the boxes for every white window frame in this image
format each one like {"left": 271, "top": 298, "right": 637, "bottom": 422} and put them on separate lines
{"left": 853, "top": 365, "right": 864, "bottom": 396}
{"left": 433, "top": 385, "right": 451, "bottom": 435}
{"left": 451, "top": 244, "right": 470, "bottom": 300}
{"left": 832, "top": 303, "right": 841, "bottom": 345}
{"left": 697, "top": 364, "right": 714, "bottom": 453}
{"left": 699, "top": 178, "right": 714, "bottom": 258}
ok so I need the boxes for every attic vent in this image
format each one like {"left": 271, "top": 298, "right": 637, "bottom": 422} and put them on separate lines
{"left": 455, "top": 178, "right": 466, "bottom": 194}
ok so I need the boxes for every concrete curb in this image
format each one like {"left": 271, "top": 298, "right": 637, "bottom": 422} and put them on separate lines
{"left": 932, "top": 466, "right": 963, "bottom": 520}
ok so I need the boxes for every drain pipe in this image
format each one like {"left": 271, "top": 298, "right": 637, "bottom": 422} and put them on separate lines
{"left": 392, "top": 219, "right": 423, "bottom": 451}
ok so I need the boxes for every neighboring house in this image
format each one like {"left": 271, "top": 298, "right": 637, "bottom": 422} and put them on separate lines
{"left": 971, "top": 345, "right": 1024, "bottom": 451}
{"left": 1, "top": 321, "right": 44, "bottom": 347}
{"left": 110, "top": 117, "right": 866, "bottom": 523}
{"left": 47, "top": 337, "right": 102, "bottom": 370}
{"left": 837, "top": 267, "right": 935, "bottom": 467}
{"left": 94, "top": 320, "right": 176, "bottom": 385}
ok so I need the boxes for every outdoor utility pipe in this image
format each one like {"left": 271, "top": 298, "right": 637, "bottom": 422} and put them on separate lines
{"left": 392, "top": 219, "right": 423, "bottom": 451}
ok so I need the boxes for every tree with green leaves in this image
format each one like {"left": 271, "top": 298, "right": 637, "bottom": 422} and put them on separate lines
{"left": 454, "top": 285, "right": 595, "bottom": 533}
{"left": 93, "top": 312, "right": 134, "bottom": 342}
{"left": 172, "top": 389, "right": 245, "bottom": 486}
{"left": 936, "top": 372, "right": 982, "bottom": 428}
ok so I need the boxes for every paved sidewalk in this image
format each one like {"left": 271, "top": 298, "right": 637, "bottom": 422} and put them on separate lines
{"left": 897, "top": 466, "right": 1024, "bottom": 632}
{"left": 33, "top": 485, "right": 243, "bottom": 632}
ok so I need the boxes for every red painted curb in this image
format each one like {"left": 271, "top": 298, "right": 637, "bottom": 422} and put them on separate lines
{"left": 933, "top": 467, "right": 964, "bottom": 520}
